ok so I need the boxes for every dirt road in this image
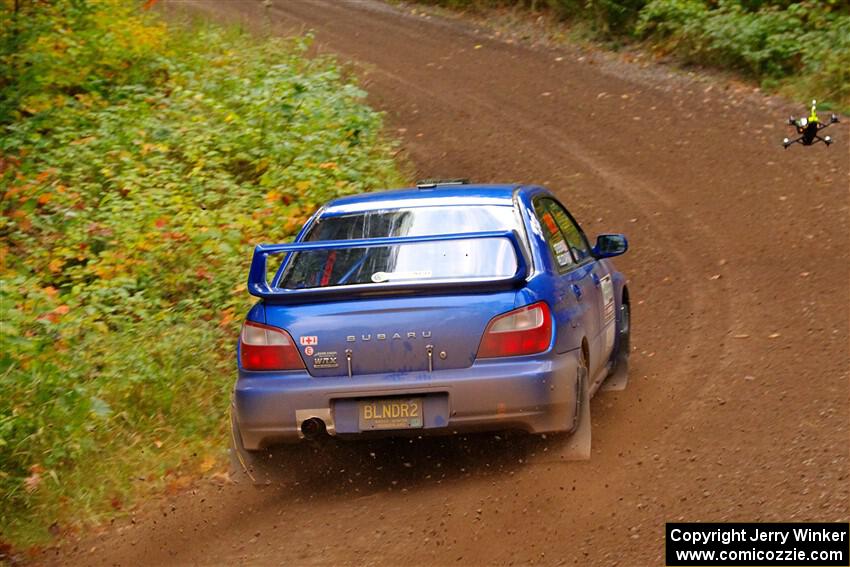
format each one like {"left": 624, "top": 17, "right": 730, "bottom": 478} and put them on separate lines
{"left": 47, "top": 1, "right": 849, "bottom": 565}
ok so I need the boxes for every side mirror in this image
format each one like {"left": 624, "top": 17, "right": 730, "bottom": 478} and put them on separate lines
{"left": 592, "top": 234, "right": 628, "bottom": 259}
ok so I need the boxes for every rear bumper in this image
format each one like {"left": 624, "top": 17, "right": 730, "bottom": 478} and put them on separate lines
{"left": 233, "top": 350, "right": 581, "bottom": 449}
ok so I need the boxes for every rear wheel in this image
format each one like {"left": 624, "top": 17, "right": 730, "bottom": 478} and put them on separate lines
{"left": 617, "top": 301, "right": 630, "bottom": 363}
{"left": 556, "top": 346, "right": 591, "bottom": 461}
{"left": 602, "top": 300, "right": 630, "bottom": 391}
{"left": 569, "top": 347, "right": 589, "bottom": 434}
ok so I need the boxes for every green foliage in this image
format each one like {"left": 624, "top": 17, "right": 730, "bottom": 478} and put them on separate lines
{"left": 637, "top": 0, "right": 850, "bottom": 106}
{"left": 0, "top": 0, "right": 167, "bottom": 124}
{"left": 632, "top": 0, "right": 708, "bottom": 37}
{"left": 545, "top": 0, "right": 648, "bottom": 33}
{"left": 0, "top": 1, "right": 402, "bottom": 546}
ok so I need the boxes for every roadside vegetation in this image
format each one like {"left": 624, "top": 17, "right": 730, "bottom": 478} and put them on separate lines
{"left": 416, "top": 0, "right": 850, "bottom": 110}
{"left": 0, "top": 0, "right": 403, "bottom": 548}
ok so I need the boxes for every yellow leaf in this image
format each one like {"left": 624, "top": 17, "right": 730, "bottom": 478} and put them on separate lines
{"left": 219, "top": 308, "right": 234, "bottom": 328}
{"left": 48, "top": 258, "right": 64, "bottom": 273}
{"left": 295, "top": 181, "right": 311, "bottom": 191}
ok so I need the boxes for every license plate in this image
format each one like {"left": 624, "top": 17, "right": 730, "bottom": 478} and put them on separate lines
{"left": 358, "top": 398, "right": 423, "bottom": 431}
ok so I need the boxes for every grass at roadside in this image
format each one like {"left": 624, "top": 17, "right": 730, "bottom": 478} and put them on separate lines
{"left": 411, "top": 0, "right": 850, "bottom": 112}
{"left": 0, "top": 1, "right": 403, "bottom": 548}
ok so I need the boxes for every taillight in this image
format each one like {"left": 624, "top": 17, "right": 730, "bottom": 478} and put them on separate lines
{"left": 477, "top": 301, "right": 553, "bottom": 358}
{"left": 239, "top": 321, "right": 304, "bottom": 371}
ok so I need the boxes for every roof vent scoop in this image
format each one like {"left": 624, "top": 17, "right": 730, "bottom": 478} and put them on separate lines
{"left": 416, "top": 178, "right": 470, "bottom": 189}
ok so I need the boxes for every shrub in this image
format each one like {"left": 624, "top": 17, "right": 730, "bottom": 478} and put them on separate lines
{"left": 796, "top": 10, "right": 850, "bottom": 105}
{"left": 636, "top": 0, "right": 850, "bottom": 107}
{"left": 1, "top": 3, "right": 403, "bottom": 546}
{"left": 0, "top": 0, "right": 167, "bottom": 124}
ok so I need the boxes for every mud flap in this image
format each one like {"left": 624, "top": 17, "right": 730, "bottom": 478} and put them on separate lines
{"left": 600, "top": 353, "right": 629, "bottom": 392}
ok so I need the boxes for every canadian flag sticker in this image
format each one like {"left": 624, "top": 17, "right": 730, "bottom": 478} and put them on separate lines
{"left": 300, "top": 336, "right": 318, "bottom": 346}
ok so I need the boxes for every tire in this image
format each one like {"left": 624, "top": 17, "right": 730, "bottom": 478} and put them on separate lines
{"left": 601, "top": 301, "right": 630, "bottom": 392}
{"left": 616, "top": 301, "right": 630, "bottom": 365}
{"left": 569, "top": 347, "right": 589, "bottom": 434}
{"left": 559, "top": 347, "right": 591, "bottom": 461}
{"left": 229, "top": 410, "right": 294, "bottom": 487}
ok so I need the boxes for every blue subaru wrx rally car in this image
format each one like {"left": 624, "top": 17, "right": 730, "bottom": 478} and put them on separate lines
{"left": 231, "top": 182, "right": 629, "bottom": 482}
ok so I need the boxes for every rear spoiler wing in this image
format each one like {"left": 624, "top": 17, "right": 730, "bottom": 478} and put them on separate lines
{"left": 247, "top": 230, "right": 529, "bottom": 301}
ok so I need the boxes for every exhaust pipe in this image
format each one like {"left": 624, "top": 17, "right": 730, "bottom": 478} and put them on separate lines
{"left": 300, "top": 417, "right": 326, "bottom": 439}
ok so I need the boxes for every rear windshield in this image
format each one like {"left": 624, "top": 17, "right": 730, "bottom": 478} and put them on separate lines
{"left": 277, "top": 205, "right": 523, "bottom": 289}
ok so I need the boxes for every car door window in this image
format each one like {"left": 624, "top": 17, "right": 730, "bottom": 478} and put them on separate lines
{"left": 546, "top": 199, "right": 592, "bottom": 263}
{"left": 532, "top": 199, "right": 576, "bottom": 273}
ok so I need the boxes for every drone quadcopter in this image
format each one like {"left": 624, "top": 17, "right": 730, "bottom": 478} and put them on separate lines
{"left": 783, "top": 100, "right": 839, "bottom": 149}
